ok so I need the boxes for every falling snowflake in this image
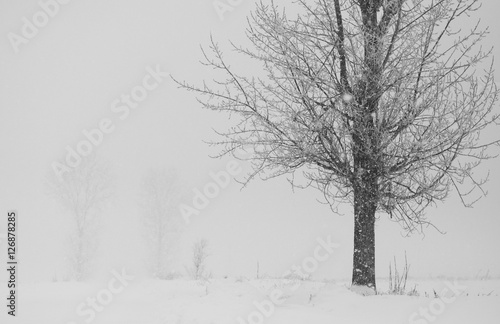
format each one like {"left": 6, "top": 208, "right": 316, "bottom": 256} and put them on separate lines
{"left": 342, "top": 93, "right": 353, "bottom": 103}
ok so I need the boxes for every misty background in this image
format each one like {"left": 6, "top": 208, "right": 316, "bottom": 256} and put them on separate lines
{"left": 1, "top": 0, "right": 499, "bottom": 283}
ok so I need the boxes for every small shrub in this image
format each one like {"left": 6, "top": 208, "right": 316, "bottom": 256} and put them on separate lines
{"left": 186, "top": 238, "right": 211, "bottom": 280}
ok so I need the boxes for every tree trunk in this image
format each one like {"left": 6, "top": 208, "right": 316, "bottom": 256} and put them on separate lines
{"left": 351, "top": 3, "right": 383, "bottom": 293}
{"left": 75, "top": 239, "right": 84, "bottom": 281}
{"left": 75, "top": 225, "right": 85, "bottom": 281}
{"left": 352, "top": 180, "right": 377, "bottom": 292}
{"left": 351, "top": 113, "right": 379, "bottom": 293}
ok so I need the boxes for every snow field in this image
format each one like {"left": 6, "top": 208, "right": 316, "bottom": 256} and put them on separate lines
{"left": 1, "top": 277, "right": 499, "bottom": 324}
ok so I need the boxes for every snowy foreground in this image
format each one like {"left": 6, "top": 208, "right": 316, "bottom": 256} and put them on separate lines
{"left": 2, "top": 277, "right": 499, "bottom": 324}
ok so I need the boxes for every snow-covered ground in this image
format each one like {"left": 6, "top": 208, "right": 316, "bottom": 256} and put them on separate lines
{"left": 2, "top": 277, "right": 499, "bottom": 324}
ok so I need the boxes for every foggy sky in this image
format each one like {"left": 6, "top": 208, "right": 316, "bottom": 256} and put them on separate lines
{"left": 1, "top": 0, "right": 499, "bottom": 282}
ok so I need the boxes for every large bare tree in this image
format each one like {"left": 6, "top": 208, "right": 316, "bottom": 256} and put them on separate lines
{"left": 176, "top": 0, "right": 499, "bottom": 292}
{"left": 46, "top": 155, "right": 113, "bottom": 280}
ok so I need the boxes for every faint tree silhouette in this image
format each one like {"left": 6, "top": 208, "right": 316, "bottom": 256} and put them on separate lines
{"left": 140, "top": 167, "right": 183, "bottom": 279}
{"left": 187, "top": 238, "right": 211, "bottom": 280}
{"left": 46, "top": 155, "right": 113, "bottom": 280}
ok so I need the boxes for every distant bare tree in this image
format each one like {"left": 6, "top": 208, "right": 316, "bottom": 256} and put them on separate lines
{"left": 141, "top": 168, "right": 183, "bottom": 279}
{"left": 187, "top": 238, "right": 210, "bottom": 280}
{"left": 46, "top": 155, "right": 113, "bottom": 280}
{"left": 176, "top": 0, "right": 499, "bottom": 292}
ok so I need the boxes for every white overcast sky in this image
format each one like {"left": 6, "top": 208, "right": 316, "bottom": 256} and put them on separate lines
{"left": 1, "top": 0, "right": 500, "bottom": 282}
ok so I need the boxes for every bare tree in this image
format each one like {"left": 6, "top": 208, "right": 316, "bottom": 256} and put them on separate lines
{"left": 187, "top": 238, "right": 210, "bottom": 280}
{"left": 46, "top": 155, "right": 113, "bottom": 280}
{"left": 141, "top": 168, "right": 183, "bottom": 279}
{"left": 176, "top": 0, "right": 499, "bottom": 292}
